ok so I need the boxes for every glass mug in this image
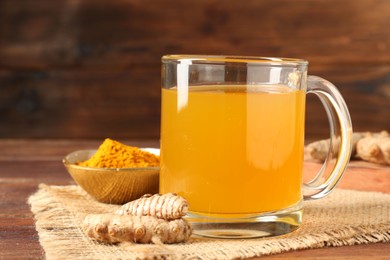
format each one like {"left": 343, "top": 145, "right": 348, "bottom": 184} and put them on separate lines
{"left": 160, "top": 55, "right": 353, "bottom": 238}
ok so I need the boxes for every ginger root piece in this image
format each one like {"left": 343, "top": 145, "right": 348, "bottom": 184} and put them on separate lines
{"left": 356, "top": 131, "right": 390, "bottom": 165}
{"left": 115, "top": 193, "right": 188, "bottom": 220}
{"left": 83, "top": 193, "right": 192, "bottom": 244}
{"left": 306, "top": 131, "right": 390, "bottom": 165}
{"left": 306, "top": 132, "right": 367, "bottom": 162}
{"left": 82, "top": 214, "right": 192, "bottom": 244}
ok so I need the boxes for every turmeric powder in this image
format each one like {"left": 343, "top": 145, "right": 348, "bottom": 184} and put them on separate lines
{"left": 77, "top": 138, "right": 160, "bottom": 168}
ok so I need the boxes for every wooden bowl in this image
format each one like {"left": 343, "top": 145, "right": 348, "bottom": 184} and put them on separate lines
{"left": 62, "top": 149, "right": 160, "bottom": 204}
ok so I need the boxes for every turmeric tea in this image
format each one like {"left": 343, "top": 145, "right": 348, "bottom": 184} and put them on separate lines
{"left": 78, "top": 138, "right": 160, "bottom": 168}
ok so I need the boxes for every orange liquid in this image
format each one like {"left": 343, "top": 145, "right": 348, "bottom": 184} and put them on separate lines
{"left": 160, "top": 85, "right": 306, "bottom": 215}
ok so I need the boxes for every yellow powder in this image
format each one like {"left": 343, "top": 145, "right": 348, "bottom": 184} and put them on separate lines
{"left": 78, "top": 138, "right": 160, "bottom": 168}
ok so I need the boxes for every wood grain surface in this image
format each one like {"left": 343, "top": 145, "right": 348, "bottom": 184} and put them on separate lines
{"left": 0, "top": 139, "right": 389, "bottom": 259}
{"left": 0, "top": 0, "right": 389, "bottom": 139}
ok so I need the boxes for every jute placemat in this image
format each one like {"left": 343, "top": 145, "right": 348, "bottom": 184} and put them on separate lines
{"left": 28, "top": 184, "right": 390, "bottom": 259}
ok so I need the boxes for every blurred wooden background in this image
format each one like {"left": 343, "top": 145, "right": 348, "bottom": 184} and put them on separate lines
{"left": 0, "top": 0, "right": 389, "bottom": 140}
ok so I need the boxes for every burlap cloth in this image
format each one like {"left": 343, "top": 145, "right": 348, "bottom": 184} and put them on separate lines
{"left": 28, "top": 184, "right": 390, "bottom": 259}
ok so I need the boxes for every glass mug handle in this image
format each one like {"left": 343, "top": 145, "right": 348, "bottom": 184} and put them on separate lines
{"left": 303, "top": 75, "right": 353, "bottom": 200}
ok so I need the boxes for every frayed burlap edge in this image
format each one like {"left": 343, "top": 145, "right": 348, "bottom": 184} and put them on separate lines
{"left": 28, "top": 184, "right": 390, "bottom": 260}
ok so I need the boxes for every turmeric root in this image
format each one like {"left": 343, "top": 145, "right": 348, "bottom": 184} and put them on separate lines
{"left": 306, "top": 131, "right": 390, "bottom": 165}
{"left": 306, "top": 132, "right": 367, "bottom": 161}
{"left": 83, "top": 193, "right": 192, "bottom": 244}
{"left": 356, "top": 131, "right": 390, "bottom": 165}
{"left": 82, "top": 214, "right": 192, "bottom": 244}
{"left": 115, "top": 193, "right": 188, "bottom": 220}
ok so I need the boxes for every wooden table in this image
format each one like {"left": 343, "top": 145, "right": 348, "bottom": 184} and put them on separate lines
{"left": 1, "top": 139, "right": 389, "bottom": 259}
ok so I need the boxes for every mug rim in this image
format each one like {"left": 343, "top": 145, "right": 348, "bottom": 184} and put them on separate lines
{"left": 162, "top": 54, "right": 308, "bottom": 66}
